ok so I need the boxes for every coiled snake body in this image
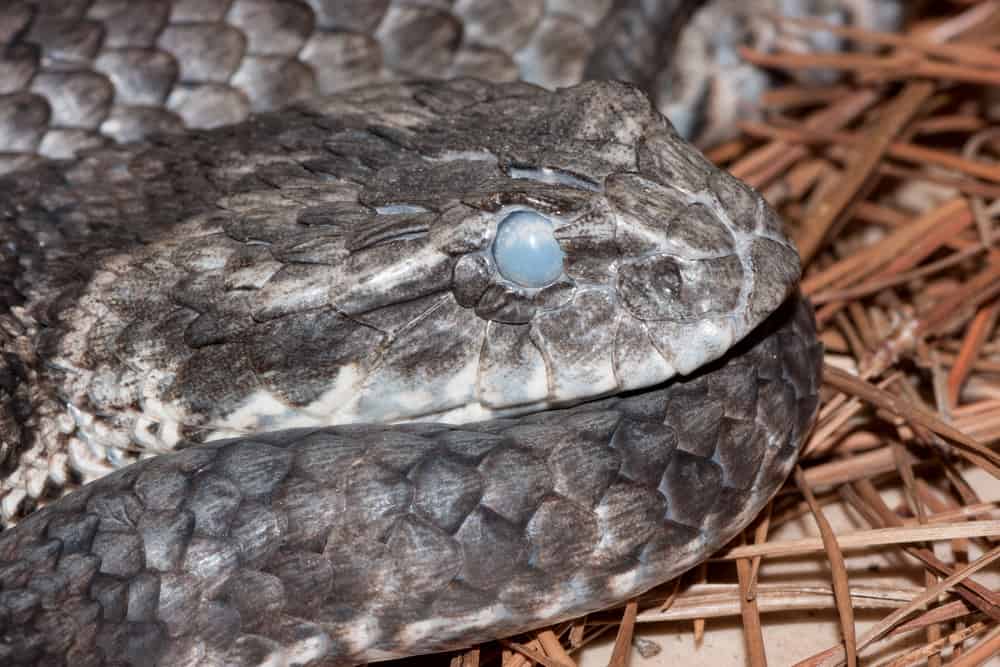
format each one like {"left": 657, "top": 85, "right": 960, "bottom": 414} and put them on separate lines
{"left": 0, "top": 1, "right": 890, "bottom": 664}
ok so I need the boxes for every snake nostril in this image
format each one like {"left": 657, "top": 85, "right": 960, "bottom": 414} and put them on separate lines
{"left": 492, "top": 210, "right": 564, "bottom": 288}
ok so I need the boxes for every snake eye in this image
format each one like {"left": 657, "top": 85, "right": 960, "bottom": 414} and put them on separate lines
{"left": 492, "top": 210, "right": 564, "bottom": 288}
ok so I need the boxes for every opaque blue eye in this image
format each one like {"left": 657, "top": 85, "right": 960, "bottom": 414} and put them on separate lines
{"left": 492, "top": 211, "right": 564, "bottom": 288}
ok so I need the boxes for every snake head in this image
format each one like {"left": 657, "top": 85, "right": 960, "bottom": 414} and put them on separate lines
{"left": 28, "top": 79, "right": 801, "bottom": 467}
{"left": 406, "top": 80, "right": 803, "bottom": 413}
{"left": 232, "top": 79, "right": 801, "bottom": 423}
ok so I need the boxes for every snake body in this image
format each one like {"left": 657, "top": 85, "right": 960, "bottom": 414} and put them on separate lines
{"left": 0, "top": 1, "right": 876, "bottom": 664}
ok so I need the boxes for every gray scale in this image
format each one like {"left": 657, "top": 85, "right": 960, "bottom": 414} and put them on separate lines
{"left": 0, "top": 0, "right": 872, "bottom": 663}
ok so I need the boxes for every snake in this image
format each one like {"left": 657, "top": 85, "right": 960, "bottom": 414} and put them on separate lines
{"left": 0, "top": 1, "right": 900, "bottom": 665}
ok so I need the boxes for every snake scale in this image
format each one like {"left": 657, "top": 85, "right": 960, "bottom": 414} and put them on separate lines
{"left": 0, "top": 1, "right": 901, "bottom": 665}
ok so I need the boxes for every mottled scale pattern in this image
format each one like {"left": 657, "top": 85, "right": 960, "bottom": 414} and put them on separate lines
{"left": 0, "top": 0, "right": 901, "bottom": 172}
{"left": 0, "top": 79, "right": 801, "bottom": 520}
{"left": 0, "top": 2, "right": 844, "bottom": 663}
{"left": 0, "top": 297, "right": 822, "bottom": 666}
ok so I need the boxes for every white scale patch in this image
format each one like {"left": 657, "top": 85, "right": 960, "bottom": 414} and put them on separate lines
{"left": 67, "top": 437, "right": 118, "bottom": 485}
{"left": 346, "top": 349, "right": 483, "bottom": 424}
{"left": 669, "top": 319, "right": 735, "bottom": 376}
{"left": 208, "top": 365, "right": 366, "bottom": 440}
{"left": 613, "top": 317, "right": 677, "bottom": 391}
{"left": 374, "top": 204, "right": 430, "bottom": 215}
{"left": 478, "top": 347, "right": 549, "bottom": 410}
{"left": 339, "top": 613, "right": 382, "bottom": 655}
{"left": 282, "top": 628, "right": 333, "bottom": 665}
{"left": 424, "top": 149, "right": 499, "bottom": 164}
{"left": 604, "top": 569, "right": 641, "bottom": 598}
{"left": 394, "top": 604, "right": 511, "bottom": 655}
{"left": 206, "top": 349, "right": 518, "bottom": 441}
{"left": 0, "top": 489, "right": 26, "bottom": 524}
{"left": 508, "top": 166, "right": 600, "bottom": 191}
